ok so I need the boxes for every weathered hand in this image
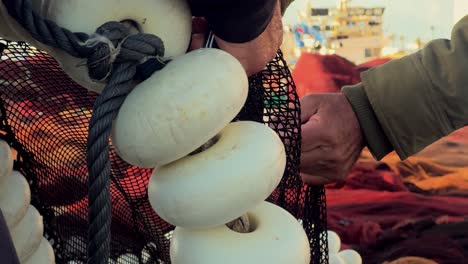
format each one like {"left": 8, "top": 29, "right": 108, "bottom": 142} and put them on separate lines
{"left": 300, "top": 93, "right": 365, "bottom": 185}
{"left": 189, "top": 0, "right": 283, "bottom": 76}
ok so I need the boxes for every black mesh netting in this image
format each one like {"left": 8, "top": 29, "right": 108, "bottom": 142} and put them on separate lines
{"left": 0, "top": 39, "right": 328, "bottom": 264}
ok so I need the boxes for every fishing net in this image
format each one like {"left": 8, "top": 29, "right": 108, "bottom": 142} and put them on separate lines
{"left": 0, "top": 39, "right": 328, "bottom": 263}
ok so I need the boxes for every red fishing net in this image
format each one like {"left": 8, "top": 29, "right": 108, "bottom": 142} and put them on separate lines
{"left": 0, "top": 40, "right": 328, "bottom": 263}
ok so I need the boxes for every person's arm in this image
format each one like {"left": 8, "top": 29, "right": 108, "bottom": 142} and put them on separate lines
{"left": 343, "top": 15, "right": 468, "bottom": 160}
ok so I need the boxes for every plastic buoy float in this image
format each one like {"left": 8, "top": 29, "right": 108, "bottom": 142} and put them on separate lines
{"left": 326, "top": 231, "right": 363, "bottom": 264}
{"left": 329, "top": 254, "right": 346, "bottom": 264}
{"left": 0, "top": 142, "right": 54, "bottom": 262}
{"left": 149, "top": 121, "right": 286, "bottom": 229}
{"left": 44, "top": 0, "right": 191, "bottom": 58}
{"left": 0, "top": 171, "right": 31, "bottom": 229}
{"left": 338, "top": 249, "right": 363, "bottom": 264}
{"left": 112, "top": 48, "right": 248, "bottom": 168}
{"left": 0, "top": 140, "right": 13, "bottom": 182}
{"left": 24, "top": 237, "right": 56, "bottom": 264}
{"left": 327, "top": 230, "right": 341, "bottom": 254}
{"left": 170, "top": 201, "right": 310, "bottom": 264}
{"left": 10, "top": 205, "right": 44, "bottom": 262}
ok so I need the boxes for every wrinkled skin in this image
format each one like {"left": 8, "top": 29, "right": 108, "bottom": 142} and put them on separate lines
{"left": 300, "top": 93, "right": 365, "bottom": 185}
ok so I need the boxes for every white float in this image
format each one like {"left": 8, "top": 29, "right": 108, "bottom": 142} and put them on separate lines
{"left": 329, "top": 254, "right": 346, "bottom": 264}
{"left": 170, "top": 201, "right": 310, "bottom": 264}
{"left": 10, "top": 205, "right": 44, "bottom": 262}
{"left": 0, "top": 141, "right": 55, "bottom": 263}
{"left": 0, "top": 170, "right": 31, "bottom": 229}
{"left": 24, "top": 237, "right": 56, "bottom": 264}
{"left": 0, "top": 140, "right": 13, "bottom": 182}
{"left": 326, "top": 230, "right": 363, "bottom": 264}
{"left": 148, "top": 121, "right": 286, "bottom": 229}
{"left": 112, "top": 48, "right": 249, "bottom": 168}
{"left": 44, "top": 0, "right": 191, "bottom": 58}
{"left": 328, "top": 230, "right": 341, "bottom": 254}
{"left": 338, "top": 249, "right": 363, "bottom": 264}
{"left": 0, "top": 0, "right": 192, "bottom": 93}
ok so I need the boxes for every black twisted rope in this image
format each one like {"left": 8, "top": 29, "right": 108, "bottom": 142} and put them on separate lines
{"left": 2, "top": 1, "right": 168, "bottom": 263}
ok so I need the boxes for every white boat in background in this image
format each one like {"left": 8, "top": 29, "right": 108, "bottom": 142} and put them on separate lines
{"left": 282, "top": 0, "right": 389, "bottom": 66}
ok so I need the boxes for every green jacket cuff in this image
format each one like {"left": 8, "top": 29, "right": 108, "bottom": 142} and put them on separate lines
{"left": 342, "top": 83, "right": 394, "bottom": 160}
{"left": 361, "top": 53, "right": 454, "bottom": 160}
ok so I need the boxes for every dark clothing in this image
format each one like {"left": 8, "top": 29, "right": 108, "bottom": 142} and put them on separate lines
{"left": 343, "top": 16, "right": 468, "bottom": 160}
{"left": 189, "top": 0, "right": 289, "bottom": 43}
{"left": 0, "top": 209, "right": 20, "bottom": 264}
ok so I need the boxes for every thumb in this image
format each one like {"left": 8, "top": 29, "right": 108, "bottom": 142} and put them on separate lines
{"left": 301, "top": 116, "right": 324, "bottom": 151}
{"left": 189, "top": 33, "right": 206, "bottom": 51}
{"left": 300, "top": 95, "right": 320, "bottom": 124}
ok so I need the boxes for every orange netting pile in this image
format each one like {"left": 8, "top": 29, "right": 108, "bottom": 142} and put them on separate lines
{"left": 292, "top": 52, "right": 468, "bottom": 264}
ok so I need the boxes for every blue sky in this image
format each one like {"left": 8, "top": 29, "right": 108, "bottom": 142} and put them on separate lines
{"left": 283, "top": 0, "right": 459, "bottom": 44}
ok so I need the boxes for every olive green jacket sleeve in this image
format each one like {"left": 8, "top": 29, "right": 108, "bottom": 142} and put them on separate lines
{"left": 342, "top": 15, "right": 468, "bottom": 160}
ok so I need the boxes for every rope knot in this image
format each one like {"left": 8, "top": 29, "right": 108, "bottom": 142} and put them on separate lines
{"left": 84, "top": 21, "right": 166, "bottom": 81}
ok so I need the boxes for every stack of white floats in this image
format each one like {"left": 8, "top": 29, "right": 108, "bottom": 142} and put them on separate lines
{"left": 111, "top": 47, "right": 311, "bottom": 263}
{"left": 0, "top": 140, "right": 55, "bottom": 263}
{"left": 0, "top": 0, "right": 363, "bottom": 263}
{"left": 327, "top": 230, "right": 362, "bottom": 264}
